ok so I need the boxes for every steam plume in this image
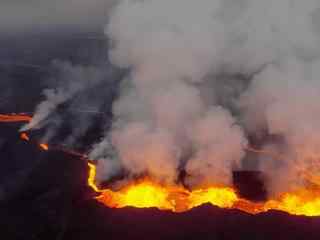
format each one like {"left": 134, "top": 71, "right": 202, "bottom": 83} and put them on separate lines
{"left": 93, "top": 0, "right": 320, "bottom": 192}
{"left": 93, "top": 0, "right": 251, "bottom": 185}
{"left": 21, "top": 60, "right": 106, "bottom": 132}
{"left": 25, "top": 0, "right": 320, "bottom": 194}
{"left": 240, "top": 57, "right": 320, "bottom": 194}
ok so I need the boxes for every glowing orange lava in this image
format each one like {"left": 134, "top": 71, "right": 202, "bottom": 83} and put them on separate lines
{"left": 20, "top": 132, "right": 49, "bottom": 151}
{"left": 0, "top": 113, "right": 32, "bottom": 122}
{"left": 39, "top": 143, "right": 49, "bottom": 151}
{"left": 189, "top": 187, "right": 239, "bottom": 209}
{"left": 88, "top": 162, "right": 101, "bottom": 193}
{"left": 20, "top": 133, "right": 30, "bottom": 141}
{"left": 87, "top": 163, "right": 320, "bottom": 216}
{"left": 96, "top": 180, "right": 175, "bottom": 210}
{"left": 1, "top": 113, "right": 320, "bottom": 217}
{"left": 263, "top": 189, "right": 320, "bottom": 217}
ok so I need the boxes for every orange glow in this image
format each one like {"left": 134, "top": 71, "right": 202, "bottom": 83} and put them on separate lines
{"left": 0, "top": 113, "right": 32, "bottom": 122}
{"left": 87, "top": 163, "right": 320, "bottom": 216}
{"left": 20, "top": 132, "right": 30, "bottom": 141}
{"left": 39, "top": 143, "right": 49, "bottom": 151}
{"left": 97, "top": 180, "right": 175, "bottom": 210}
{"left": 19, "top": 130, "right": 49, "bottom": 152}
{"left": 189, "top": 187, "right": 239, "bottom": 209}
{"left": 88, "top": 162, "right": 101, "bottom": 193}
{"left": 95, "top": 181, "right": 240, "bottom": 212}
{"left": 263, "top": 189, "right": 320, "bottom": 217}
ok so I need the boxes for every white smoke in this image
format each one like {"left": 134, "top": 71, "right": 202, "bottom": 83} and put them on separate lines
{"left": 21, "top": 60, "right": 106, "bottom": 132}
{"left": 240, "top": 57, "right": 320, "bottom": 194}
{"left": 90, "top": 136, "right": 121, "bottom": 182}
{"left": 91, "top": 0, "right": 251, "bottom": 186}
{"left": 23, "top": 0, "right": 320, "bottom": 193}
{"left": 91, "top": 0, "right": 320, "bottom": 192}
{"left": 186, "top": 106, "right": 247, "bottom": 187}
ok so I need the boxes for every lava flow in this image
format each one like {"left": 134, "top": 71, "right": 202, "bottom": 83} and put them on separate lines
{"left": 0, "top": 113, "right": 32, "bottom": 123}
{"left": 20, "top": 132, "right": 49, "bottom": 151}
{"left": 39, "top": 143, "right": 49, "bottom": 151}
{"left": 20, "top": 132, "right": 30, "bottom": 141}
{"left": 2, "top": 113, "right": 320, "bottom": 217}
{"left": 88, "top": 163, "right": 320, "bottom": 216}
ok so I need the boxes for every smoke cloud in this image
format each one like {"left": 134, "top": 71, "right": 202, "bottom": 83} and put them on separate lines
{"left": 240, "top": 57, "right": 320, "bottom": 194}
{"left": 94, "top": 0, "right": 253, "bottom": 186}
{"left": 21, "top": 60, "right": 107, "bottom": 131}
{"left": 26, "top": 0, "right": 320, "bottom": 194}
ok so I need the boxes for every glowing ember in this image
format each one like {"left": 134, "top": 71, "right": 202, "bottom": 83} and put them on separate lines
{"left": 0, "top": 113, "right": 32, "bottom": 122}
{"left": 20, "top": 133, "right": 30, "bottom": 141}
{"left": 39, "top": 143, "right": 49, "bottom": 151}
{"left": 20, "top": 132, "right": 49, "bottom": 152}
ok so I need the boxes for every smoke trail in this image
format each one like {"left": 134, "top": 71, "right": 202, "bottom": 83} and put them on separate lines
{"left": 21, "top": 60, "right": 107, "bottom": 132}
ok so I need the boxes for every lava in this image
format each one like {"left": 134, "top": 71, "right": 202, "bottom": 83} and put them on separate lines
{"left": 20, "top": 132, "right": 30, "bottom": 141}
{"left": 88, "top": 162, "right": 320, "bottom": 216}
{"left": 19, "top": 132, "right": 49, "bottom": 151}
{"left": 39, "top": 143, "right": 49, "bottom": 151}
{"left": 97, "top": 180, "right": 175, "bottom": 210}
{"left": 2, "top": 113, "right": 320, "bottom": 217}
{"left": 264, "top": 189, "right": 320, "bottom": 217}
{"left": 88, "top": 162, "right": 101, "bottom": 193}
{"left": 0, "top": 113, "right": 32, "bottom": 123}
{"left": 189, "top": 187, "right": 238, "bottom": 209}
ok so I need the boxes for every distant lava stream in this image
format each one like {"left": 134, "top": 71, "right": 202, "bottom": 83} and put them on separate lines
{"left": 2, "top": 113, "right": 320, "bottom": 217}
{"left": 0, "top": 113, "right": 32, "bottom": 123}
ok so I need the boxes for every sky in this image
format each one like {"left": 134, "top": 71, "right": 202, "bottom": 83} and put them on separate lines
{"left": 0, "top": 0, "right": 116, "bottom": 33}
